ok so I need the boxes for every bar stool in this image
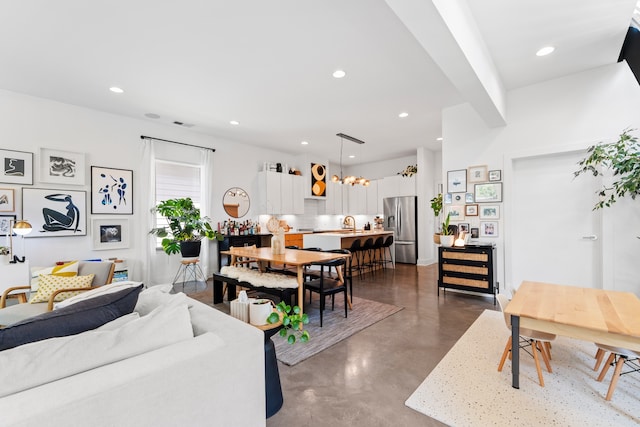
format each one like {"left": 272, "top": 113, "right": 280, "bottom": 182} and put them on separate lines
{"left": 172, "top": 258, "right": 207, "bottom": 293}
{"left": 347, "top": 239, "right": 362, "bottom": 278}
{"left": 380, "top": 235, "right": 394, "bottom": 269}
{"left": 371, "top": 236, "right": 385, "bottom": 274}
{"left": 359, "top": 238, "right": 374, "bottom": 278}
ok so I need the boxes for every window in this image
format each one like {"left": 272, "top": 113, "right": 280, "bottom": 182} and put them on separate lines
{"left": 154, "top": 160, "right": 202, "bottom": 246}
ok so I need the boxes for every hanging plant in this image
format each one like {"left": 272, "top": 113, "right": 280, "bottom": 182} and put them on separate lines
{"left": 574, "top": 128, "right": 640, "bottom": 209}
{"left": 398, "top": 165, "right": 417, "bottom": 177}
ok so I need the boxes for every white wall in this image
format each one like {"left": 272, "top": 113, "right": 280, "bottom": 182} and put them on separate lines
{"left": 0, "top": 89, "right": 302, "bottom": 283}
{"left": 441, "top": 61, "right": 640, "bottom": 290}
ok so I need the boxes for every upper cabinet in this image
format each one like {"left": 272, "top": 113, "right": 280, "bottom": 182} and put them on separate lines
{"left": 379, "top": 175, "right": 416, "bottom": 200}
{"left": 258, "top": 171, "right": 304, "bottom": 215}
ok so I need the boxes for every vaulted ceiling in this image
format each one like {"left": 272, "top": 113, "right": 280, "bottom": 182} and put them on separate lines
{"left": 0, "top": 0, "right": 636, "bottom": 164}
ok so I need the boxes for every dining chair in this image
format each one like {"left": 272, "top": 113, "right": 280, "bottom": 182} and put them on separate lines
{"left": 303, "top": 257, "right": 347, "bottom": 327}
{"left": 496, "top": 293, "right": 556, "bottom": 387}
{"left": 594, "top": 343, "right": 640, "bottom": 401}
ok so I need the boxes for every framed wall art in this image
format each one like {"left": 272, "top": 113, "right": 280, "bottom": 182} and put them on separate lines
{"left": 39, "top": 148, "right": 86, "bottom": 186}
{"left": 22, "top": 188, "right": 86, "bottom": 237}
{"left": 474, "top": 182, "right": 502, "bottom": 203}
{"left": 468, "top": 165, "right": 488, "bottom": 183}
{"left": 0, "top": 214, "right": 16, "bottom": 237}
{"left": 480, "top": 221, "right": 499, "bottom": 237}
{"left": 458, "top": 223, "right": 470, "bottom": 233}
{"left": 470, "top": 227, "right": 479, "bottom": 238}
{"left": 489, "top": 170, "right": 502, "bottom": 181}
{"left": 0, "top": 188, "right": 15, "bottom": 212}
{"left": 447, "top": 169, "right": 467, "bottom": 193}
{"left": 445, "top": 205, "right": 465, "bottom": 221}
{"left": 92, "top": 218, "right": 129, "bottom": 250}
{"left": 451, "top": 193, "right": 465, "bottom": 204}
{"left": 479, "top": 205, "right": 500, "bottom": 219}
{"left": 91, "top": 166, "right": 133, "bottom": 214}
{"left": 444, "top": 193, "right": 452, "bottom": 204}
{"left": 465, "top": 204, "right": 478, "bottom": 216}
{"left": 310, "top": 163, "right": 326, "bottom": 197}
{"left": 0, "top": 149, "right": 33, "bottom": 185}
{"left": 465, "top": 193, "right": 474, "bottom": 203}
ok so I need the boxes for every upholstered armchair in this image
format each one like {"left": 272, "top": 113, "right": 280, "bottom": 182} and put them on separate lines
{"left": 0, "top": 261, "right": 115, "bottom": 327}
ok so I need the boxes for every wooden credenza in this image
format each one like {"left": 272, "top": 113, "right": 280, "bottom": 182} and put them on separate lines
{"left": 438, "top": 245, "right": 497, "bottom": 304}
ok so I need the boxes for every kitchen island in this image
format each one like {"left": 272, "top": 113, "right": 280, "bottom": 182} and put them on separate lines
{"left": 303, "top": 230, "right": 394, "bottom": 270}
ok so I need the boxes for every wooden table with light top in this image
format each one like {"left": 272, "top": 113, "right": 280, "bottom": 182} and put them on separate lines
{"left": 219, "top": 246, "right": 349, "bottom": 316}
{"left": 505, "top": 281, "right": 640, "bottom": 389}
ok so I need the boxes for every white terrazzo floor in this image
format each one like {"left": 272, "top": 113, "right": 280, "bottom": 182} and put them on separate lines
{"left": 406, "top": 310, "right": 640, "bottom": 427}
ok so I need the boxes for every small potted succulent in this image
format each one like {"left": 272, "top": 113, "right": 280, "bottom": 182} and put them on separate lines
{"left": 439, "top": 214, "right": 455, "bottom": 247}
{"left": 150, "top": 197, "right": 223, "bottom": 257}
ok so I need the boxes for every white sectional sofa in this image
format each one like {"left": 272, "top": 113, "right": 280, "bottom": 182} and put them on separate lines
{"left": 0, "top": 286, "right": 266, "bottom": 427}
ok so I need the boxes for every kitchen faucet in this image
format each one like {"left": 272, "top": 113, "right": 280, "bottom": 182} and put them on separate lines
{"left": 343, "top": 215, "right": 356, "bottom": 232}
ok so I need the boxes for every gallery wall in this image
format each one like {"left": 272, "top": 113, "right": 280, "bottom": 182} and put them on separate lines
{"left": 441, "top": 61, "right": 640, "bottom": 291}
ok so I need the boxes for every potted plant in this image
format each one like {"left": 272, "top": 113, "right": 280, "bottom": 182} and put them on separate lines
{"left": 439, "top": 213, "right": 455, "bottom": 247}
{"left": 574, "top": 128, "right": 640, "bottom": 209}
{"left": 267, "top": 301, "right": 310, "bottom": 344}
{"left": 430, "top": 193, "right": 443, "bottom": 244}
{"left": 150, "top": 197, "right": 223, "bottom": 256}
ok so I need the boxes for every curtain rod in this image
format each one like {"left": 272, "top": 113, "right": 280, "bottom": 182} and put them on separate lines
{"left": 140, "top": 135, "right": 216, "bottom": 152}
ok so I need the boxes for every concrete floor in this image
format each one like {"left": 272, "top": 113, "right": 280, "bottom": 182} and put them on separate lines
{"left": 192, "top": 263, "right": 497, "bottom": 427}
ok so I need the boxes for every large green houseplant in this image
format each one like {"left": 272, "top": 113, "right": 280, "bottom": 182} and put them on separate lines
{"left": 150, "top": 197, "right": 223, "bottom": 256}
{"left": 430, "top": 193, "right": 443, "bottom": 244}
{"left": 574, "top": 128, "right": 640, "bottom": 209}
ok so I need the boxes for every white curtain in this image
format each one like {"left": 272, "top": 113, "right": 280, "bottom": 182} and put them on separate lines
{"left": 140, "top": 139, "right": 156, "bottom": 286}
{"left": 200, "top": 148, "right": 214, "bottom": 278}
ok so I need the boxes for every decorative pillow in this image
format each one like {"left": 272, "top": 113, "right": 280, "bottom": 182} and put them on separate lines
{"left": 29, "top": 274, "right": 95, "bottom": 304}
{"left": 30, "top": 261, "right": 80, "bottom": 288}
{"left": 54, "top": 281, "right": 144, "bottom": 310}
{"left": 0, "top": 284, "right": 143, "bottom": 351}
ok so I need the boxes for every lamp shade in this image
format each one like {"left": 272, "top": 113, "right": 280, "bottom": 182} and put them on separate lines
{"left": 13, "top": 220, "right": 32, "bottom": 235}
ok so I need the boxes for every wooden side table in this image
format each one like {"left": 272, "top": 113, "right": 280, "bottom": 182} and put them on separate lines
{"left": 253, "top": 313, "right": 284, "bottom": 418}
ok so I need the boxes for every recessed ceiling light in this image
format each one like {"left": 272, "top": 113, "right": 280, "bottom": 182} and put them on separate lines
{"left": 332, "top": 70, "right": 346, "bottom": 79}
{"left": 348, "top": 155, "right": 355, "bottom": 159}
{"left": 398, "top": 112, "right": 409, "bottom": 118}
{"left": 301, "top": 141, "right": 309, "bottom": 145}
{"left": 109, "top": 87, "right": 124, "bottom": 94}
{"left": 536, "top": 46, "right": 555, "bottom": 57}
{"left": 437, "top": 137, "right": 443, "bottom": 141}
{"left": 230, "top": 120, "right": 240, "bottom": 125}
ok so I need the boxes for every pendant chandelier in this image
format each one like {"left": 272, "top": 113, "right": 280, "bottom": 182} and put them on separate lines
{"left": 331, "top": 133, "right": 370, "bottom": 186}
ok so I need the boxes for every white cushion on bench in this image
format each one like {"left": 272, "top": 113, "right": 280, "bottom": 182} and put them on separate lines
{"left": 220, "top": 266, "right": 298, "bottom": 289}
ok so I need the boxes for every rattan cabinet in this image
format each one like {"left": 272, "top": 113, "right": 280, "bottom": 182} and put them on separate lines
{"left": 438, "top": 244, "right": 497, "bottom": 304}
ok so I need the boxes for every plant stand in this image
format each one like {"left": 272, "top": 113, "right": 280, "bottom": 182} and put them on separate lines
{"left": 171, "top": 259, "right": 207, "bottom": 293}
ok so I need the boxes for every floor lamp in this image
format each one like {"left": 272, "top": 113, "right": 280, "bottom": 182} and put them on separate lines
{"left": 9, "top": 220, "right": 32, "bottom": 263}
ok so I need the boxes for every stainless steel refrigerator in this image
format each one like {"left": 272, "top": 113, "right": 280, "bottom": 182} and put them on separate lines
{"left": 383, "top": 196, "right": 417, "bottom": 264}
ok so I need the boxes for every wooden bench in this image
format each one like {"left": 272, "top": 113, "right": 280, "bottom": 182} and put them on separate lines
{"left": 213, "top": 272, "right": 297, "bottom": 306}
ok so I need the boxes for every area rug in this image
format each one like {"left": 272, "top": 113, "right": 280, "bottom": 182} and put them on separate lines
{"left": 405, "top": 310, "right": 640, "bottom": 426}
{"left": 273, "top": 296, "right": 402, "bottom": 366}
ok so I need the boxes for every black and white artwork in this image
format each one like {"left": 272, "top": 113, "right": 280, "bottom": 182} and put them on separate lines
{"left": 0, "top": 214, "right": 16, "bottom": 237}
{"left": 91, "top": 166, "right": 133, "bottom": 214}
{"left": 0, "top": 149, "right": 33, "bottom": 185}
{"left": 22, "top": 188, "right": 87, "bottom": 237}
{"left": 39, "top": 148, "right": 85, "bottom": 185}
{"left": 92, "top": 218, "right": 129, "bottom": 250}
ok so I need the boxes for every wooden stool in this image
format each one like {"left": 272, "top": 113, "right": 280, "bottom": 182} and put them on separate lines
{"left": 172, "top": 258, "right": 207, "bottom": 293}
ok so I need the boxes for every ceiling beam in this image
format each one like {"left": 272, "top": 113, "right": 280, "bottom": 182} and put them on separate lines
{"left": 386, "top": 0, "right": 507, "bottom": 127}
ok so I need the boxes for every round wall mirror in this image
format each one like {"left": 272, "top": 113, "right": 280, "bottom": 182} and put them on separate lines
{"left": 223, "top": 187, "right": 250, "bottom": 218}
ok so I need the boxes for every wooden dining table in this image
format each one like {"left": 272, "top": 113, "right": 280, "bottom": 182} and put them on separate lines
{"left": 505, "top": 281, "right": 640, "bottom": 389}
{"left": 220, "top": 246, "right": 349, "bottom": 316}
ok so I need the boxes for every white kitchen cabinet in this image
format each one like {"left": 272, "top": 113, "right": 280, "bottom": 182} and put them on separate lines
{"left": 366, "top": 180, "right": 379, "bottom": 215}
{"left": 258, "top": 171, "right": 304, "bottom": 214}
{"left": 324, "top": 181, "right": 344, "bottom": 215}
{"left": 380, "top": 174, "right": 416, "bottom": 198}
{"left": 347, "top": 185, "right": 367, "bottom": 214}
